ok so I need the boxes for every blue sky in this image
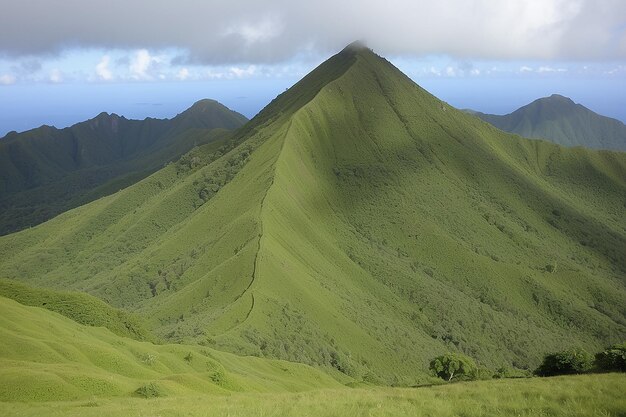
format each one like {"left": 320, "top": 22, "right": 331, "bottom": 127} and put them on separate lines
{"left": 0, "top": 0, "right": 625, "bottom": 136}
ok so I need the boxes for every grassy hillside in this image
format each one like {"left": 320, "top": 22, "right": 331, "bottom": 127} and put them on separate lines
{"left": 0, "top": 99, "right": 247, "bottom": 235}
{"left": 473, "top": 94, "right": 626, "bottom": 151}
{"left": 0, "top": 296, "right": 342, "bottom": 402}
{"left": 2, "top": 373, "right": 625, "bottom": 416}
{"left": 0, "top": 44, "right": 624, "bottom": 385}
{"left": 0, "top": 278, "right": 152, "bottom": 341}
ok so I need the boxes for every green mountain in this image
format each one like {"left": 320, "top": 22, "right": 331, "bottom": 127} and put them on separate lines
{"left": 0, "top": 99, "right": 247, "bottom": 235}
{"left": 0, "top": 43, "right": 624, "bottom": 386}
{"left": 472, "top": 94, "right": 626, "bottom": 151}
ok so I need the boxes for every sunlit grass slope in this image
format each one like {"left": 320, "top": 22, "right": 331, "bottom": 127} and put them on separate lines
{"left": 2, "top": 373, "right": 625, "bottom": 417}
{"left": 0, "top": 44, "right": 624, "bottom": 384}
{"left": 0, "top": 296, "right": 341, "bottom": 402}
{"left": 0, "top": 278, "right": 152, "bottom": 341}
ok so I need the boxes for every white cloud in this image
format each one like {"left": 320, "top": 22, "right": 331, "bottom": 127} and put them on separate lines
{"left": 537, "top": 66, "right": 567, "bottom": 73}
{"left": 520, "top": 66, "right": 534, "bottom": 72}
{"left": 96, "top": 55, "right": 112, "bottom": 80}
{"left": 230, "top": 65, "right": 257, "bottom": 78}
{"left": 176, "top": 67, "right": 190, "bottom": 80}
{"left": 223, "top": 15, "right": 283, "bottom": 45}
{"left": 428, "top": 66, "right": 440, "bottom": 76}
{"left": 129, "top": 49, "right": 152, "bottom": 80}
{"left": 128, "top": 49, "right": 167, "bottom": 80}
{"left": 49, "top": 68, "right": 63, "bottom": 83}
{"left": 0, "top": 74, "right": 16, "bottom": 85}
{"left": 0, "top": 0, "right": 624, "bottom": 63}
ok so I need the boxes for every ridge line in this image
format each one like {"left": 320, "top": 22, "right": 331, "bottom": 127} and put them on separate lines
{"left": 230, "top": 58, "right": 361, "bottom": 324}
{"left": 237, "top": 119, "right": 294, "bottom": 325}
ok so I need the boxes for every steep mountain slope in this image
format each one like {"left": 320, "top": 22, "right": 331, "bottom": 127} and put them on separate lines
{"left": 0, "top": 44, "right": 624, "bottom": 385}
{"left": 0, "top": 99, "right": 247, "bottom": 235}
{"left": 472, "top": 94, "right": 626, "bottom": 151}
{"left": 0, "top": 296, "right": 341, "bottom": 402}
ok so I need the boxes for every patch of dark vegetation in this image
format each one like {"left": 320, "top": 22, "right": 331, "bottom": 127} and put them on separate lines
{"left": 135, "top": 382, "right": 164, "bottom": 398}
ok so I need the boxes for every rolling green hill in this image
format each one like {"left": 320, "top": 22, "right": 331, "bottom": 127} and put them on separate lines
{"left": 0, "top": 295, "right": 342, "bottom": 402}
{"left": 1, "top": 293, "right": 623, "bottom": 416}
{"left": 0, "top": 278, "right": 153, "bottom": 342}
{"left": 0, "top": 43, "right": 624, "bottom": 386}
{"left": 471, "top": 94, "right": 626, "bottom": 151}
{"left": 0, "top": 99, "right": 247, "bottom": 235}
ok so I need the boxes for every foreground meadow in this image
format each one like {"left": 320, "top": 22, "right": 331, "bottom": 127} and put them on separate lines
{"left": 2, "top": 373, "right": 624, "bottom": 417}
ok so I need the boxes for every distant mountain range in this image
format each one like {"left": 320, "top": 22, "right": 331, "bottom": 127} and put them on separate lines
{"left": 0, "top": 99, "right": 247, "bottom": 235}
{"left": 469, "top": 94, "right": 626, "bottom": 151}
{"left": 1, "top": 43, "right": 623, "bottom": 386}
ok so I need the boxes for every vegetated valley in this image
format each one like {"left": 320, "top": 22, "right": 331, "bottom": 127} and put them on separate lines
{"left": 0, "top": 43, "right": 624, "bottom": 416}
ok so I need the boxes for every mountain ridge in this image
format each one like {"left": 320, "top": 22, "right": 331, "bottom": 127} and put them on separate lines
{"left": 0, "top": 99, "right": 247, "bottom": 235}
{"left": 472, "top": 95, "right": 626, "bottom": 151}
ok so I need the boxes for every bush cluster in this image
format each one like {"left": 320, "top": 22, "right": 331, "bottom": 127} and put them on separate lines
{"left": 535, "top": 343, "right": 626, "bottom": 377}
{"left": 429, "top": 342, "right": 625, "bottom": 383}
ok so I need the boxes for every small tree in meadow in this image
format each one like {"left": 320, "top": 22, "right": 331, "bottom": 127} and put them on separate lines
{"left": 429, "top": 353, "right": 477, "bottom": 382}
{"left": 595, "top": 342, "right": 626, "bottom": 372}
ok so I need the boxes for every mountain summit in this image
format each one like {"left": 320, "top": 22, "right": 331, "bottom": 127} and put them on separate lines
{"left": 473, "top": 95, "right": 626, "bottom": 151}
{"left": 0, "top": 44, "right": 624, "bottom": 384}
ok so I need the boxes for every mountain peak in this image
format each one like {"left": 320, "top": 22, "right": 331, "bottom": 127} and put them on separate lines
{"left": 474, "top": 93, "right": 626, "bottom": 151}
{"left": 545, "top": 94, "right": 575, "bottom": 104}
{"left": 187, "top": 99, "right": 220, "bottom": 112}
{"left": 340, "top": 40, "right": 370, "bottom": 55}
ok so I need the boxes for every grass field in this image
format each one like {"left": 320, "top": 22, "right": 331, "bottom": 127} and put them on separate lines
{"left": 1, "top": 294, "right": 624, "bottom": 416}
{"left": 1, "top": 373, "right": 624, "bottom": 417}
{"left": 0, "top": 295, "right": 343, "bottom": 403}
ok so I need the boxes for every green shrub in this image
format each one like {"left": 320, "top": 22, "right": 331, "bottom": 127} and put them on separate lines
{"left": 134, "top": 382, "right": 164, "bottom": 398}
{"left": 595, "top": 342, "right": 626, "bottom": 372}
{"left": 535, "top": 348, "right": 593, "bottom": 376}
{"left": 493, "top": 366, "right": 531, "bottom": 379}
{"left": 140, "top": 352, "right": 157, "bottom": 366}
{"left": 429, "top": 353, "right": 477, "bottom": 382}
{"left": 545, "top": 262, "right": 558, "bottom": 273}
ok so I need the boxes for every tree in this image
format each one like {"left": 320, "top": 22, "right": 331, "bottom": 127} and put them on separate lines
{"left": 595, "top": 342, "right": 626, "bottom": 372}
{"left": 429, "top": 353, "right": 477, "bottom": 382}
{"left": 535, "top": 347, "right": 593, "bottom": 376}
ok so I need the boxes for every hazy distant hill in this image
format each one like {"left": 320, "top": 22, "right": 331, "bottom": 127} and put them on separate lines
{"left": 0, "top": 99, "right": 247, "bottom": 234}
{"left": 0, "top": 43, "right": 624, "bottom": 385}
{"left": 472, "top": 94, "right": 626, "bottom": 151}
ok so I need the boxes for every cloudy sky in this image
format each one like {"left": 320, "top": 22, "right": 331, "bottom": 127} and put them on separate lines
{"left": 1, "top": 0, "right": 625, "bottom": 135}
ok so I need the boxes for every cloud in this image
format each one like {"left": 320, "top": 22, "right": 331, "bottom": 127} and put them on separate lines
{"left": 0, "top": 74, "right": 16, "bottom": 85}
{"left": 129, "top": 49, "right": 166, "bottom": 80}
{"left": 96, "top": 55, "right": 113, "bottom": 80}
{"left": 129, "top": 49, "right": 152, "bottom": 79}
{"left": 230, "top": 65, "right": 257, "bottom": 78}
{"left": 176, "top": 67, "right": 190, "bottom": 80}
{"left": 537, "top": 66, "right": 568, "bottom": 73}
{"left": 0, "top": 0, "right": 623, "bottom": 63}
{"left": 49, "top": 68, "right": 63, "bottom": 83}
{"left": 222, "top": 15, "right": 283, "bottom": 45}
{"left": 11, "top": 59, "right": 42, "bottom": 74}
